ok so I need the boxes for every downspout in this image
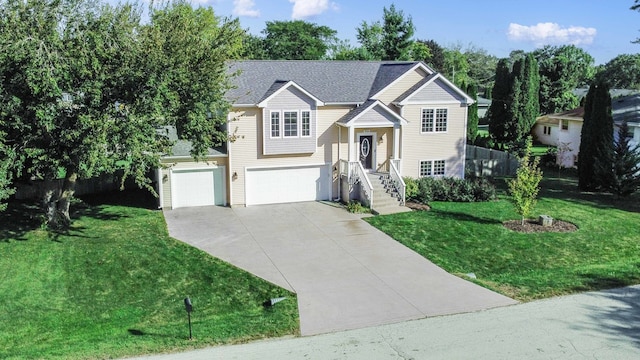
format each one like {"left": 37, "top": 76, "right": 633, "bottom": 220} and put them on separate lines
{"left": 227, "top": 112, "right": 233, "bottom": 207}
{"left": 156, "top": 167, "right": 164, "bottom": 209}
{"left": 336, "top": 124, "right": 341, "bottom": 202}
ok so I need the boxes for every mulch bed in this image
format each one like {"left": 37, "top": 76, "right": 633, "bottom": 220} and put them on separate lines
{"left": 406, "top": 202, "right": 431, "bottom": 211}
{"left": 504, "top": 219, "right": 578, "bottom": 233}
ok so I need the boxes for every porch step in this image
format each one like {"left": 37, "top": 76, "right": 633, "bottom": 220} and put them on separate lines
{"left": 366, "top": 172, "right": 408, "bottom": 215}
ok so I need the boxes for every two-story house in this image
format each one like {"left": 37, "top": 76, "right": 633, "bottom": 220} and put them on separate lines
{"left": 157, "top": 61, "right": 473, "bottom": 213}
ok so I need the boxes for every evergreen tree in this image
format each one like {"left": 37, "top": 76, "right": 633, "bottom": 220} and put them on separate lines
{"left": 488, "top": 59, "right": 514, "bottom": 147}
{"left": 466, "top": 83, "right": 479, "bottom": 144}
{"left": 597, "top": 120, "right": 640, "bottom": 196}
{"left": 519, "top": 54, "right": 541, "bottom": 138}
{"left": 579, "top": 80, "right": 613, "bottom": 191}
{"left": 356, "top": 4, "right": 414, "bottom": 60}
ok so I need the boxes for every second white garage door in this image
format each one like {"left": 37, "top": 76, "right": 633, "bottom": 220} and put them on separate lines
{"left": 171, "top": 167, "right": 226, "bottom": 208}
{"left": 245, "top": 164, "right": 331, "bottom": 206}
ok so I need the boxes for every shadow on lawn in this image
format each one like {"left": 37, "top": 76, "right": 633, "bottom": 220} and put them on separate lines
{"left": 572, "top": 285, "right": 640, "bottom": 349}
{"left": 1, "top": 189, "right": 156, "bottom": 242}
{"left": 429, "top": 208, "right": 502, "bottom": 225}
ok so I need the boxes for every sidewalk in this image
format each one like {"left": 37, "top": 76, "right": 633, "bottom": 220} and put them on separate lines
{"left": 126, "top": 285, "right": 640, "bottom": 359}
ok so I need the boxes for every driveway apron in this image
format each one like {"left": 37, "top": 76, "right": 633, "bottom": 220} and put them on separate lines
{"left": 163, "top": 202, "right": 517, "bottom": 336}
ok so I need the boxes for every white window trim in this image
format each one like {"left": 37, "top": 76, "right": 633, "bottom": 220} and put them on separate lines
{"left": 301, "top": 111, "right": 311, "bottom": 137}
{"left": 420, "top": 107, "right": 448, "bottom": 134}
{"left": 419, "top": 159, "right": 446, "bottom": 177}
{"left": 270, "top": 111, "right": 281, "bottom": 139}
{"left": 560, "top": 119, "right": 569, "bottom": 131}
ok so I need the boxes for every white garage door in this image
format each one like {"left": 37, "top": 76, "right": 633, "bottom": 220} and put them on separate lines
{"left": 246, "top": 164, "right": 331, "bottom": 206}
{"left": 171, "top": 167, "right": 225, "bottom": 208}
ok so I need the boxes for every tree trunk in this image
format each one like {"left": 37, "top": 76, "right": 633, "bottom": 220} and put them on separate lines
{"left": 521, "top": 215, "right": 525, "bottom": 226}
{"left": 42, "top": 172, "right": 77, "bottom": 229}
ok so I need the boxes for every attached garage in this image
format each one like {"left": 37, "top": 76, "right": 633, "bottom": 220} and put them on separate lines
{"left": 170, "top": 166, "right": 226, "bottom": 208}
{"left": 245, "top": 164, "right": 331, "bottom": 206}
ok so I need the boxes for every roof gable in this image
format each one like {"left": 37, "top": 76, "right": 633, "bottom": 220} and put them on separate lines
{"left": 257, "top": 80, "right": 324, "bottom": 107}
{"left": 396, "top": 73, "right": 474, "bottom": 105}
{"left": 337, "top": 100, "right": 407, "bottom": 127}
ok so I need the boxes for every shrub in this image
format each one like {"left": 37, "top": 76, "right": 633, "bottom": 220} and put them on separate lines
{"left": 410, "top": 176, "right": 496, "bottom": 204}
{"left": 403, "top": 177, "right": 419, "bottom": 200}
{"left": 346, "top": 200, "right": 369, "bottom": 213}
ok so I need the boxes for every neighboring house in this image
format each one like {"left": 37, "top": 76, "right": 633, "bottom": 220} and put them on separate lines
{"left": 532, "top": 93, "right": 640, "bottom": 168}
{"left": 477, "top": 96, "right": 491, "bottom": 121}
{"left": 157, "top": 61, "right": 473, "bottom": 212}
{"left": 533, "top": 107, "right": 584, "bottom": 168}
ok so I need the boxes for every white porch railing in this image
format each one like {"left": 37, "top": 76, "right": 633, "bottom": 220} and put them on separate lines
{"left": 349, "top": 161, "right": 374, "bottom": 209}
{"left": 389, "top": 161, "right": 405, "bottom": 206}
{"left": 391, "top": 159, "right": 401, "bottom": 173}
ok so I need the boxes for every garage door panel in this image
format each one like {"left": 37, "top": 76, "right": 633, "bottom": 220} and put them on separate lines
{"left": 246, "top": 165, "right": 330, "bottom": 206}
{"left": 172, "top": 167, "right": 225, "bottom": 208}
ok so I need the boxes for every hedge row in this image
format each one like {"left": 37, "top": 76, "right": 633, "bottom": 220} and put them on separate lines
{"left": 404, "top": 176, "right": 496, "bottom": 203}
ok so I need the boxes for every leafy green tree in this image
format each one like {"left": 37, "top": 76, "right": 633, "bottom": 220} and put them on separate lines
{"left": 262, "top": 20, "right": 336, "bottom": 60}
{"left": 579, "top": 80, "right": 614, "bottom": 191}
{"left": 507, "top": 138, "right": 543, "bottom": 225}
{"left": 443, "top": 47, "right": 470, "bottom": 87}
{"left": 240, "top": 33, "right": 267, "bottom": 59}
{"left": 0, "top": 0, "right": 243, "bottom": 226}
{"left": 0, "top": 137, "right": 14, "bottom": 211}
{"left": 595, "top": 54, "right": 640, "bottom": 89}
{"left": 327, "top": 39, "right": 376, "bottom": 60}
{"left": 406, "top": 41, "right": 431, "bottom": 62}
{"left": 357, "top": 4, "right": 414, "bottom": 60}
{"left": 534, "top": 45, "right": 595, "bottom": 114}
{"left": 464, "top": 45, "right": 499, "bottom": 96}
{"left": 419, "top": 39, "right": 446, "bottom": 72}
{"left": 466, "top": 83, "right": 479, "bottom": 144}
{"left": 488, "top": 59, "right": 514, "bottom": 147}
{"left": 596, "top": 120, "right": 640, "bottom": 196}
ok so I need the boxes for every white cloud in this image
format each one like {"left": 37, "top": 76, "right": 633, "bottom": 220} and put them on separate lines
{"left": 233, "top": 0, "right": 260, "bottom": 17}
{"left": 507, "top": 22, "right": 597, "bottom": 46}
{"left": 290, "top": 0, "right": 338, "bottom": 20}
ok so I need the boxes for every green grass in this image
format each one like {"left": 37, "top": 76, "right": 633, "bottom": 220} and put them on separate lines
{"left": 366, "top": 173, "right": 640, "bottom": 301}
{"left": 0, "top": 191, "right": 298, "bottom": 360}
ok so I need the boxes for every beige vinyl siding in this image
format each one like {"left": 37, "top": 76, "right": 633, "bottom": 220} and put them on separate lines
{"left": 229, "top": 105, "right": 351, "bottom": 206}
{"left": 375, "top": 67, "right": 428, "bottom": 105}
{"left": 160, "top": 157, "right": 229, "bottom": 209}
{"left": 263, "top": 87, "right": 317, "bottom": 155}
{"left": 400, "top": 104, "right": 467, "bottom": 179}
{"left": 407, "top": 78, "right": 466, "bottom": 103}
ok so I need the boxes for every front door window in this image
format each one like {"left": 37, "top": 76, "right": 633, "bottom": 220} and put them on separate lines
{"left": 359, "top": 135, "right": 373, "bottom": 170}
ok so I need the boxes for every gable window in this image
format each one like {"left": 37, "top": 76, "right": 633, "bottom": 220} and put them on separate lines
{"left": 270, "top": 112, "right": 280, "bottom": 137}
{"left": 561, "top": 119, "right": 569, "bottom": 131}
{"left": 543, "top": 126, "right": 551, "bottom": 135}
{"left": 284, "top": 111, "right": 298, "bottom": 137}
{"left": 421, "top": 108, "right": 448, "bottom": 133}
{"left": 301, "top": 111, "right": 311, "bottom": 137}
{"left": 420, "top": 160, "right": 446, "bottom": 177}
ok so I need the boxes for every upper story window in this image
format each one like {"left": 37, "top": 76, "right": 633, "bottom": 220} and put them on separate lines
{"left": 421, "top": 108, "right": 448, "bottom": 133}
{"left": 270, "top": 112, "right": 280, "bottom": 137}
{"left": 301, "top": 111, "right": 311, "bottom": 137}
{"left": 283, "top": 111, "right": 298, "bottom": 137}
{"left": 561, "top": 119, "right": 569, "bottom": 131}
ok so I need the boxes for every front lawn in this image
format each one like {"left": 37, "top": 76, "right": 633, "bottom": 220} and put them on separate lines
{"left": 0, "top": 191, "right": 298, "bottom": 360}
{"left": 366, "top": 173, "right": 640, "bottom": 301}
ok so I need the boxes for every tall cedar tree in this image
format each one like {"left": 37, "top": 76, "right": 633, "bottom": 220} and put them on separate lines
{"left": 509, "top": 54, "right": 540, "bottom": 145}
{"left": 596, "top": 120, "right": 640, "bottom": 196}
{"left": 487, "top": 59, "right": 513, "bottom": 147}
{"left": 578, "top": 80, "right": 613, "bottom": 191}
{"left": 466, "top": 83, "right": 479, "bottom": 144}
{"left": 262, "top": 20, "right": 337, "bottom": 60}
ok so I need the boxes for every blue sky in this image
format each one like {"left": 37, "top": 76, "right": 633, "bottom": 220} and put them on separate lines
{"left": 206, "top": 0, "right": 640, "bottom": 65}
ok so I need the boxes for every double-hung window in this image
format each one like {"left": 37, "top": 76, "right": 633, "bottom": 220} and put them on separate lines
{"left": 270, "top": 112, "right": 280, "bottom": 138}
{"left": 301, "top": 111, "right": 311, "bottom": 137}
{"left": 419, "top": 160, "right": 446, "bottom": 177}
{"left": 421, "top": 108, "right": 448, "bottom": 133}
{"left": 283, "top": 111, "right": 298, "bottom": 137}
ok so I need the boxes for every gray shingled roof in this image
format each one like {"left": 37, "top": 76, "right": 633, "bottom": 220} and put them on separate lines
{"left": 613, "top": 93, "right": 640, "bottom": 124}
{"left": 226, "top": 60, "right": 426, "bottom": 105}
{"left": 336, "top": 99, "right": 379, "bottom": 125}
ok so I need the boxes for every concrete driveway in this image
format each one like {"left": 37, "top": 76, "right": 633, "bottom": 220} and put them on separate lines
{"left": 163, "top": 202, "right": 517, "bottom": 336}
